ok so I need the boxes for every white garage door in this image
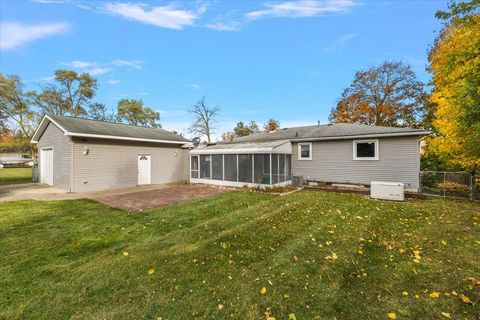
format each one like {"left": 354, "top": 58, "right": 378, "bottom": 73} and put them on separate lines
{"left": 40, "top": 148, "right": 53, "bottom": 185}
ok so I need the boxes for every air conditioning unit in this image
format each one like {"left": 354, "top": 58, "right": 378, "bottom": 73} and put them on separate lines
{"left": 292, "top": 176, "right": 304, "bottom": 187}
{"left": 370, "top": 181, "right": 405, "bottom": 201}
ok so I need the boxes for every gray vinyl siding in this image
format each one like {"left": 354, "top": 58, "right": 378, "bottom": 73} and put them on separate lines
{"left": 37, "top": 122, "right": 72, "bottom": 191}
{"left": 292, "top": 136, "right": 420, "bottom": 189}
{"left": 71, "top": 138, "right": 184, "bottom": 192}
{"left": 181, "top": 148, "right": 191, "bottom": 181}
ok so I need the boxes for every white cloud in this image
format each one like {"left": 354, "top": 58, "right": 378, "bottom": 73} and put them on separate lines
{"left": 322, "top": 32, "right": 357, "bottom": 53}
{"left": 86, "top": 67, "right": 112, "bottom": 76}
{"left": 189, "top": 83, "right": 201, "bottom": 90}
{"left": 0, "top": 22, "right": 69, "bottom": 50}
{"left": 111, "top": 59, "right": 143, "bottom": 69}
{"left": 31, "top": 0, "right": 68, "bottom": 3}
{"left": 61, "top": 60, "right": 97, "bottom": 68}
{"left": 246, "top": 0, "right": 357, "bottom": 20}
{"left": 103, "top": 2, "right": 205, "bottom": 29}
{"left": 206, "top": 21, "right": 241, "bottom": 31}
{"left": 107, "top": 79, "right": 121, "bottom": 85}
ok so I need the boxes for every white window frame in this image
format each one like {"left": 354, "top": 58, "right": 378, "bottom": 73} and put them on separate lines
{"left": 353, "top": 139, "right": 379, "bottom": 161}
{"left": 297, "top": 142, "right": 312, "bottom": 161}
{"left": 190, "top": 155, "right": 199, "bottom": 178}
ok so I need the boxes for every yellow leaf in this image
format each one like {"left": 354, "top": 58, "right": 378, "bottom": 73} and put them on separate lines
{"left": 266, "top": 317, "right": 276, "bottom": 320}
{"left": 402, "top": 291, "right": 408, "bottom": 296}
{"left": 288, "top": 313, "right": 297, "bottom": 320}
{"left": 441, "top": 240, "right": 447, "bottom": 245}
{"left": 441, "top": 312, "right": 451, "bottom": 319}
{"left": 261, "top": 287, "right": 267, "bottom": 295}
{"left": 148, "top": 268, "right": 155, "bottom": 275}
{"left": 218, "top": 304, "right": 224, "bottom": 310}
{"left": 459, "top": 294, "right": 471, "bottom": 304}
{"left": 123, "top": 251, "right": 129, "bottom": 256}
{"left": 429, "top": 291, "right": 440, "bottom": 298}
{"left": 388, "top": 312, "right": 396, "bottom": 319}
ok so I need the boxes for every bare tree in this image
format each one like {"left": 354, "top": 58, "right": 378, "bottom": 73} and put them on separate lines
{"left": 188, "top": 97, "right": 219, "bottom": 143}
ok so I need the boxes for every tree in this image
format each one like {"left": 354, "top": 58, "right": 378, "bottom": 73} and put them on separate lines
{"left": 116, "top": 99, "right": 160, "bottom": 127}
{"left": 88, "top": 103, "right": 116, "bottom": 122}
{"left": 264, "top": 118, "right": 280, "bottom": 131}
{"left": 234, "top": 121, "right": 260, "bottom": 137}
{"left": 329, "top": 61, "right": 427, "bottom": 127}
{"left": 426, "top": 1, "right": 480, "bottom": 172}
{"left": 221, "top": 131, "right": 235, "bottom": 142}
{"left": 0, "top": 74, "right": 38, "bottom": 143}
{"left": 35, "top": 70, "right": 97, "bottom": 117}
{"left": 188, "top": 97, "right": 219, "bottom": 143}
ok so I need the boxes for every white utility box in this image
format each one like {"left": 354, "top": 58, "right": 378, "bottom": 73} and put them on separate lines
{"left": 370, "top": 181, "right": 405, "bottom": 201}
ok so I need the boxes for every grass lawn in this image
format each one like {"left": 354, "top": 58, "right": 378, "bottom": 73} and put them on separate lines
{"left": 1, "top": 191, "right": 479, "bottom": 320}
{"left": 0, "top": 167, "right": 32, "bottom": 185}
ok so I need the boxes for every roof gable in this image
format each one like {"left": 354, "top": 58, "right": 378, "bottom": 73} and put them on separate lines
{"left": 31, "top": 115, "right": 190, "bottom": 144}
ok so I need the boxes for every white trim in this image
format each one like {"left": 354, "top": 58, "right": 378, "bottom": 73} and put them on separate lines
{"left": 291, "top": 131, "right": 430, "bottom": 143}
{"left": 31, "top": 115, "right": 188, "bottom": 145}
{"left": 190, "top": 178, "right": 291, "bottom": 188}
{"left": 31, "top": 115, "right": 69, "bottom": 143}
{"left": 297, "top": 142, "right": 312, "bottom": 161}
{"left": 353, "top": 139, "right": 379, "bottom": 161}
{"left": 65, "top": 132, "right": 187, "bottom": 145}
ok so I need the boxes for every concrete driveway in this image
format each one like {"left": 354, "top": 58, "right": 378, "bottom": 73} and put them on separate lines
{"left": 0, "top": 182, "right": 229, "bottom": 211}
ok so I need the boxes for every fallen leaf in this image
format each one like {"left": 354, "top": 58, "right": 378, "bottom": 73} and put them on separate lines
{"left": 388, "top": 312, "right": 396, "bottom": 319}
{"left": 148, "top": 268, "right": 155, "bottom": 275}
{"left": 402, "top": 291, "right": 408, "bottom": 296}
{"left": 123, "top": 251, "right": 129, "bottom": 256}
{"left": 459, "top": 294, "right": 472, "bottom": 304}
{"left": 288, "top": 313, "right": 297, "bottom": 320}
{"left": 261, "top": 287, "right": 267, "bottom": 295}
{"left": 429, "top": 291, "right": 440, "bottom": 298}
{"left": 218, "top": 304, "right": 224, "bottom": 310}
{"left": 441, "top": 312, "right": 451, "bottom": 319}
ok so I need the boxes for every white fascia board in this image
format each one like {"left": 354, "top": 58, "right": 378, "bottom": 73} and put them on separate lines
{"left": 65, "top": 132, "right": 188, "bottom": 144}
{"left": 31, "top": 115, "right": 69, "bottom": 144}
{"left": 291, "top": 131, "right": 431, "bottom": 142}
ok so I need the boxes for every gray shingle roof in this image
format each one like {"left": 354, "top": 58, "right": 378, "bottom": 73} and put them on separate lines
{"left": 230, "top": 123, "right": 429, "bottom": 143}
{"left": 48, "top": 115, "right": 190, "bottom": 143}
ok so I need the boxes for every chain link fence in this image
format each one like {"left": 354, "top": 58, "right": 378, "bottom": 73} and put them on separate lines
{"left": 420, "top": 171, "right": 478, "bottom": 200}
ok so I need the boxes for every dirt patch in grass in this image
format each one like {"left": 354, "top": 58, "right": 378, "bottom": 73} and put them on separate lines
{"left": 97, "top": 183, "right": 229, "bottom": 211}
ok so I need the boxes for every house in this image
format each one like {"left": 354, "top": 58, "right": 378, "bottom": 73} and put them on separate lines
{"left": 188, "top": 123, "right": 430, "bottom": 191}
{"left": 31, "top": 115, "right": 429, "bottom": 193}
{"left": 31, "top": 115, "right": 191, "bottom": 192}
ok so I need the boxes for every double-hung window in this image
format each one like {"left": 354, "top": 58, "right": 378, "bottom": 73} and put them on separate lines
{"left": 298, "top": 143, "right": 312, "bottom": 160}
{"left": 353, "top": 140, "right": 379, "bottom": 160}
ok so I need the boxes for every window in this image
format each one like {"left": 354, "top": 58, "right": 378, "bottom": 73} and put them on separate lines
{"left": 191, "top": 156, "right": 199, "bottom": 178}
{"left": 238, "top": 154, "right": 253, "bottom": 183}
{"left": 224, "top": 154, "right": 237, "bottom": 181}
{"left": 212, "top": 155, "right": 223, "bottom": 180}
{"left": 200, "top": 155, "right": 211, "bottom": 178}
{"left": 298, "top": 143, "right": 312, "bottom": 160}
{"left": 353, "top": 140, "right": 379, "bottom": 160}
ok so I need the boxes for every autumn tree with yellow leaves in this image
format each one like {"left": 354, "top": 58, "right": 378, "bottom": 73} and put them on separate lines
{"left": 427, "top": 0, "right": 480, "bottom": 172}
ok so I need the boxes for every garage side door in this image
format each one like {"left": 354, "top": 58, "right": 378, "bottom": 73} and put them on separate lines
{"left": 40, "top": 148, "right": 53, "bottom": 185}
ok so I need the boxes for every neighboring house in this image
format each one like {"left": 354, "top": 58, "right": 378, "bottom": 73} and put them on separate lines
{"left": 189, "top": 123, "right": 430, "bottom": 191}
{"left": 0, "top": 153, "right": 33, "bottom": 168}
{"left": 31, "top": 115, "right": 191, "bottom": 192}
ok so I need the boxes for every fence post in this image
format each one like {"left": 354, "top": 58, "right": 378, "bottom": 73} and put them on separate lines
{"left": 471, "top": 174, "right": 475, "bottom": 201}
{"left": 443, "top": 172, "right": 446, "bottom": 197}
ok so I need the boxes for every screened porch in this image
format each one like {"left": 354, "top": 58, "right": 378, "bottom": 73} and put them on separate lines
{"left": 189, "top": 140, "right": 292, "bottom": 187}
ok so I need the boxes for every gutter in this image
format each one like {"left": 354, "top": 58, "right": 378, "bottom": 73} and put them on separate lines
{"left": 290, "top": 131, "right": 431, "bottom": 142}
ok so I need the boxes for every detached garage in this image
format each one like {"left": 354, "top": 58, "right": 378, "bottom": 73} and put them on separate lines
{"left": 31, "top": 115, "right": 191, "bottom": 192}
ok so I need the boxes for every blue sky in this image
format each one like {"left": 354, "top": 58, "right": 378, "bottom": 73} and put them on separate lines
{"left": 0, "top": 0, "right": 446, "bottom": 140}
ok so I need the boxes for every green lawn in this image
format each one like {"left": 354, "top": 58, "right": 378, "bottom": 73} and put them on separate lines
{"left": 1, "top": 191, "right": 479, "bottom": 320}
{"left": 0, "top": 167, "right": 32, "bottom": 185}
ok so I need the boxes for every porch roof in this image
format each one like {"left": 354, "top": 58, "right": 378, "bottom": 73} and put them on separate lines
{"left": 189, "top": 140, "right": 292, "bottom": 155}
